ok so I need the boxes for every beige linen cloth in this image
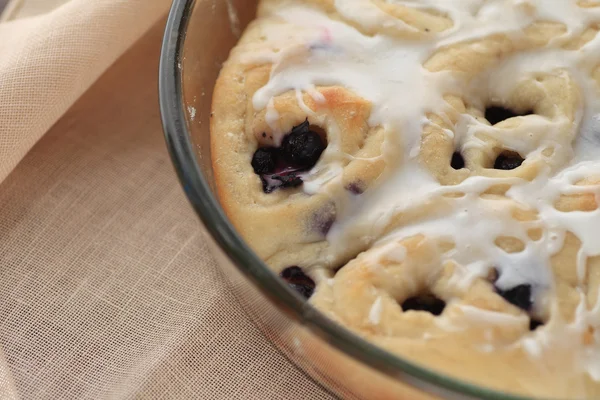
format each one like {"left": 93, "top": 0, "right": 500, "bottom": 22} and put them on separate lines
{"left": 0, "top": 1, "right": 336, "bottom": 398}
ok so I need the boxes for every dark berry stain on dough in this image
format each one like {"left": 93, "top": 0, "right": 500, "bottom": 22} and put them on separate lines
{"left": 318, "top": 215, "right": 335, "bottom": 235}
{"left": 495, "top": 284, "right": 532, "bottom": 311}
{"left": 280, "top": 266, "right": 316, "bottom": 299}
{"left": 494, "top": 152, "right": 524, "bottom": 170}
{"left": 313, "top": 203, "right": 337, "bottom": 236}
{"left": 269, "top": 173, "right": 303, "bottom": 191}
{"left": 451, "top": 151, "right": 465, "bottom": 170}
{"left": 485, "top": 106, "right": 533, "bottom": 125}
{"left": 259, "top": 172, "right": 303, "bottom": 193}
{"left": 251, "top": 120, "right": 327, "bottom": 193}
{"left": 345, "top": 181, "right": 365, "bottom": 195}
{"left": 401, "top": 294, "right": 446, "bottom": 315}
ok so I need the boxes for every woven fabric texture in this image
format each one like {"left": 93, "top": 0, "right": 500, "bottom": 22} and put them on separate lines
{"left": 0, "top": 0, "right": 335, "bottom": 398}
{"left": 0, "top": 0, "right": 167, "bottom": 183}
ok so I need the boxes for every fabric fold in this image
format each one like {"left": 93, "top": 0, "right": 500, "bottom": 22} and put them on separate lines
{"left": 0, "top": 0, "right": 170, "bottom": 183}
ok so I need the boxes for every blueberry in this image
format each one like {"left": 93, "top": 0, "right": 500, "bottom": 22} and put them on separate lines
{"left": 252, "top": 121, "right": 327, "bottom": 194}
{"left": 485, "top": 106, "right": 532, "bottom": 125}
{"left": 485, "top": 106, "right": 519, "bottom": 125}
{"left": 494, "top": 153, "right": 524, "bottom": 170}
{"left": 251, "top": 148, "right": 276, "bottom": 174}
{"left": 281, "top": 120, "right": 326, "bottom": 169}
{"left": 529, "top": 318, "right": 543, "bottom": 331}
{"left": 401, "top": 294, "right": 446, "bottom": 316}
{"left": 280, "top": 266, "right": 316, "bottom": 299}
{"left": 495, "top": 284, "right": 532, "bottom": 311}
{"left": 451, "top": 151, "right": 465, "bottom": 170}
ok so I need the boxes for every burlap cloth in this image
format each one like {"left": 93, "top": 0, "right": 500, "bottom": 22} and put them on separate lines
{"left": 0, "top": 1, "right": 336, "bottom": 398}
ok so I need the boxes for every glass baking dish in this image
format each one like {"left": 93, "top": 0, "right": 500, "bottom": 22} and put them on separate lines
{"left": 158, "top": 1, "right": 544, "bottom": 399}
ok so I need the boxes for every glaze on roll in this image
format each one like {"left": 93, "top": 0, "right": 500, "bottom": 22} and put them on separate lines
{"left": 210, "top": 1, "right": 600, "bottom": 397}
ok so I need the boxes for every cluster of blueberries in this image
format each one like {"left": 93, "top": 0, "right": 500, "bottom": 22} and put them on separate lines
{"left": 279, "top": 264, "right": 541, "bottom": 330}
{"left": 255, "top": 113, "right": 539, "bottom": 329}
{"left": 251, "top": 120, "right": 326, "bottom": 193}
{"left": 452, "top": 106, "right": 528, "bottom": 171}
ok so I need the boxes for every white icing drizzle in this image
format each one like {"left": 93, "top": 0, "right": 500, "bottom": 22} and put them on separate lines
{"left": 265, "top": 98, "right": 281, "bottom": 140}
{"left": 368, "top": 296, "right": 384, "bottom": 325}
{"left": 242, "top": 0, "right": 600, "bottom": 382}
{"left": 457, "top": 304, "right": 529, "bottom": 326}
{"left": 521, "top": 291, "right": 600, "bottom": 380}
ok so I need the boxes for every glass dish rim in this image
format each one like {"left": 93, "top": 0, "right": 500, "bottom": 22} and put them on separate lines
{"left": 158, "top": 1, "right": 547, "bottom": 399}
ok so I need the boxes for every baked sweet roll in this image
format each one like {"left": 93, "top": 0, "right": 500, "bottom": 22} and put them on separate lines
{"left": 211, "top": 0, "right": 600, "bottom": 397}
